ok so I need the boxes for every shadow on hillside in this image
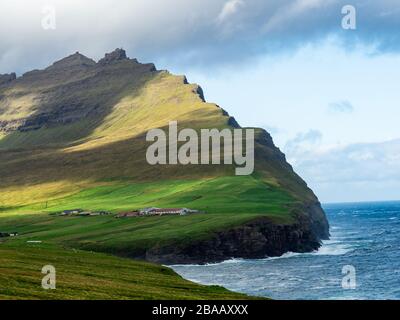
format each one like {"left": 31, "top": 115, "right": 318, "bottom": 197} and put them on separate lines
{"left": 0, "top": 57, "right": 157, "bottom": 150}
{"left": 0, "top": 116, "right": 306, "bottom": 204}
{"left": 0, "top": 119, "right": 236, "bottom": 190}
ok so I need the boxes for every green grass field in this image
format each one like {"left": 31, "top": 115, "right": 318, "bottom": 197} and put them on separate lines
{"left": 0, "top": 175, "right": 294, "bottom": 299}
{"left": 0, "top": 176, "right": 296, "bottom": 256}
{"left": 0, "top": 241, "right": 255, "bottom": 300}
{"left": 3, "top": 176, "right": 296, "bottom": 215}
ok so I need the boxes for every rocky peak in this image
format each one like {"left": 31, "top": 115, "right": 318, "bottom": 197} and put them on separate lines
{"left": 98, "top": 48, "right": 129, "bottom": 65}
{"left": 0, "top": 72, "right": 17, "bottom": 86}
{"left": 46, "top": 52, "right": 96, "bottom": 71}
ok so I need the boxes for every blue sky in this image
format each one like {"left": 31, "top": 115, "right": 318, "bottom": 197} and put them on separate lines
{"left": 173, "top": 41, "right": 400, "bottom": 203}
{"left": 1, "top": 0, "right": 400, "bottom": 202}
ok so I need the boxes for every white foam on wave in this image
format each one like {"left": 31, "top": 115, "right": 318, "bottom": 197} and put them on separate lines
{"left": 264, "top": 252, "right": 302, "bottom": 260}
{"left": 261, "top": 239, "right": 354, "bottom": 261}
{"left": 220, "top": 258, "right": 244, "bottom": 264}
{"left": 169, "top": 258, "right": 245, "bottom": 268}
{"left": 204, "top": 258, "right": 245, "bottom": 266}
{"left": 310, "top": 237, "right": 354, "bottom": 256}
{"left": 170, "top": 227, "right": 354, "bottom": 267}
{"left": 313, "top": 243, "right": 353, "bottom": 256}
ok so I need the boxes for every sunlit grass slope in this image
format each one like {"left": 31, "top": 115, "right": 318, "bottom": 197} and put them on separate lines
{"left": 0, "top": 175, "right": 296, "bottom": 258}
{"left": 3, "top": 176, "right": 296, "bottom": 216}
{"left": 0, "top": 241, "right": 254, "bottom": 300}
{"left": 0, "top": 56, "right": 314, "bottom": 214}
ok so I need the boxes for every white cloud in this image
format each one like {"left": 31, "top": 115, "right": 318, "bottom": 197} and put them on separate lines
{"left": 263, "top": 0, "right": 329, "bottom": 33}
{"left": 329, "top": 100, "right": 354, "bottom": 113}
{"left": 285, "top": 129, "right": 323, "bottom": 164}
{"left": 2, "top": 1, "right": 400, "bottom": 73}
{"left": 284, "top": 139, "right": 400, "bottom": 201}
{"left": 217, "top": 0, "right": 245, "bottom": 24}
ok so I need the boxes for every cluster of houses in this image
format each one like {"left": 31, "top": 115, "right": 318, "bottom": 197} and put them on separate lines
{"left": 116, "top": 207, "right": 200, "bottom": 218}
{"left": 59, "top": 209, "right": 112, "bottom": 217}
{"left": 58, "top": 207, "right": 201, "bottom": 219}
{"left": 0, "top": 232, "right": 18, "bottom": 238}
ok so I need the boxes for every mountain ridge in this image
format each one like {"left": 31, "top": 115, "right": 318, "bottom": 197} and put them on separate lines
{"left": 0, "top": 49, "right": 329, "bottom": 264}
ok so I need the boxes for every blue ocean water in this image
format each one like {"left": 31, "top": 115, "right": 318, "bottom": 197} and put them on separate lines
{"left": 171, "top": 201, "right": 400, "bottom": 300}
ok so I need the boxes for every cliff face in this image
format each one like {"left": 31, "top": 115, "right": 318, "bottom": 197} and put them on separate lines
{"left": 0, "top": 50, "right": 156, "bottom": 134}
{"left": 302, "top": 202, "right": 330, "bottom": 240}
{"left": 144, "top": 215, "right": 322, "bottom": 265}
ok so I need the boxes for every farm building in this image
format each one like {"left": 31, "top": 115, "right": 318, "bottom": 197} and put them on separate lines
{"left": 116, "top": 211, "right": 141, "bottom": 218}
{"left": 116, "top": 208, "right": 200, "bottom": 218}
{"left": 147, "top": 208, "right": 196, "bottom": 216}
{"left": 0, "top": 232, "right": 18, "bottom": 238}
{"left": 60, "top": 210, "right": 111, "bottom": 217}
{"left": 60, "top": 209, "right": 83, "bottom": 216}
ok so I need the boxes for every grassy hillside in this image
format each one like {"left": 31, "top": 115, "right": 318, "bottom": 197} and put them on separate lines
{"left": 2, "top": 176, "right": 295, "bottom": 216}
{"left": 0, "top": 50, "right": 328, "bottom": 299}
{"left": 0, "top": 57, "right": 311, "bottom": 244}
{"left": 0, "top": 51, "right": 316, "bottom": 214}
{"left": 0, "top": 241, "right": 254, "bottom": 300}
{"left": 0, "top": 175, "right": 295, "bottom": 258}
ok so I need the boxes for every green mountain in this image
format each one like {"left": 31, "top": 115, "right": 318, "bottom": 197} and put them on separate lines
{"left": 0, "top": 49, "right": 329, "bottom": 267}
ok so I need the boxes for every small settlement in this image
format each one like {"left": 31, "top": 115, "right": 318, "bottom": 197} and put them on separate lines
{"left": 0, "top": 232, "right": 18, "bottom": 238}
{"left": 59, "top": 209, "right": 112, "bottom": 217}
{"left": 116, "top": 207, "right": 200, "bottom": 218}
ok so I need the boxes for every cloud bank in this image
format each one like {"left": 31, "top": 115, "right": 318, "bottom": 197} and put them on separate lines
{"left": 284, "top": 138, "right": 400, "bottom": 202}
{"left": 1, "top": 0, "right": 400, "bottom": 73}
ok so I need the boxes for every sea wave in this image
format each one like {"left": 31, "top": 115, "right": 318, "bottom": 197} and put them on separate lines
{"left": 172, "top": 240, "right": 354, "bottom": 267}
{"left": 169, "top": 258, "right": 245, "bottom": 268}
{"left": 313, "top": 243, "right": 353, "bottom": 256}
{"left": 262, "top": 240, "right": 353, "bottom": 260}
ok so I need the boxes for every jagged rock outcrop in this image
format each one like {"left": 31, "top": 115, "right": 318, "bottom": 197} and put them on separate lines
{"left": 0, "top": 73, "right": 16, "bottom": 86}
{"left": 0, "top": 49, "right": 157, "bottom": 133}
{"left": 98, "top": 48, "right": 129, "bottom": 65}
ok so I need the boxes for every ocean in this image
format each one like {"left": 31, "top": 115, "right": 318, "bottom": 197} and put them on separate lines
{"left": 170, "top": 201, "right": 400, "bottom": 300}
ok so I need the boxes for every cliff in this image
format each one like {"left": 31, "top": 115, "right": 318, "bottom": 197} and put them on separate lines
{"left": 145, "top": 215, "right": 322, "bottom": 264}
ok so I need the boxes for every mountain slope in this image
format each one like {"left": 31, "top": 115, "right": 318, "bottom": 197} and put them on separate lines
{"left": 0, "top": 49, "right": 329, "bottom": 264}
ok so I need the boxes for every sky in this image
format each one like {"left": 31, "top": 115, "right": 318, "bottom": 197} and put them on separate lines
{"left": 1, "top": 0, "right": 400, "bottom": 203}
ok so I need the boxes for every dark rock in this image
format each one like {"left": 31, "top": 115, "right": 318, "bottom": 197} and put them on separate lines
{"left": 216, "top": 106, "right": 241, "bottom": 128}
{"left": 220, "top": 107, "right": 229, "bottom": 117}
{"left": 98, "top": 48, "right": 129, "bottom": 65}
{"left": 146, "top": 63, "right": 157, "bottom": 72}
{"left": 301, "top": 201, "right": 330, "bottom": 240}
{"left": 0, "top": 73, "right": 16, "bottom": 86}
{"left": 46, "top": 52, "right": 96, "bottom": 71}
{"left": 0, "top": 49, "right": 158, "bottom": 134}
{"left": 142, "top": 213, "right": 323, "bottom": 265}
{"left": 193, "top": 85, "right": 205, "bottom": 102}
{"left": 228, "top": 116, "right": 240, "bottom": 128}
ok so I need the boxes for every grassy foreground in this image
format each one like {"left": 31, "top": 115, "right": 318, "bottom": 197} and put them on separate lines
{"left": 0, "top": 241, "right": 253, "bottom": 300}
